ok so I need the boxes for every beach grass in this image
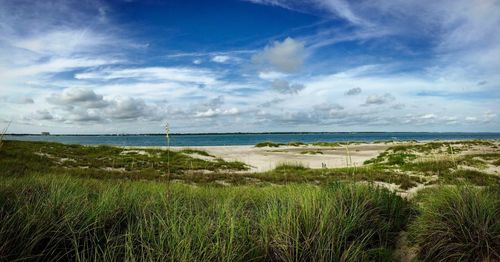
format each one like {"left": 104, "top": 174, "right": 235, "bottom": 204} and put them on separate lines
{"left": 1, "top": 140, "right": 499, "bottom": 261}
{"left": 362, "top": 141, "right": 500, "bottom": 187}
{"left": 4, "top": 140, "right": 498, "bottom": 188}
{"left": 0, "top": 175, "right": 412, "bottom": 261}
{"left": 0, "top": 140, "right": 247, "bottom": 178}
{"left": 179, "top": 148, "right": 214, "bottom": 157}
{"left": 255, "top": 141, "right": 284, "bottom": 147}
{"left": 287, "top": 141, "right": 306, "bottom": 146}
{"left": 408, "top": 186, "right": 500, "bottom": 261}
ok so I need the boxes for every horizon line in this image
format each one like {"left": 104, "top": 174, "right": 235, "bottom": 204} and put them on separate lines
{"left": 6, "top": 131, "right": 500, "bottom": 136}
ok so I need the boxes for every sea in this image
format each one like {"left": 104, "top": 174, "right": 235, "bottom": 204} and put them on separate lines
{"left": 5, "top": 132, "right": 500, "bottom": 147}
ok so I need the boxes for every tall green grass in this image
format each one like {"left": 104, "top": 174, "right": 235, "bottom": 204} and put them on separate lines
{"left": 409, "top": 186, "right": 500, "bottom": 261}
{"left": 0, "top": 175, "right": 412, "bottom": 261}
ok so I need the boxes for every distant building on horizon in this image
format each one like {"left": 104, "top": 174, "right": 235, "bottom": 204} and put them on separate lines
{"left": 41, "top": 132, "right": 50, "bottom": 136}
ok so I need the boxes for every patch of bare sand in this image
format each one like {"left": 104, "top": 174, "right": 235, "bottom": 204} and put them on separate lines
{"left": 169, "top": 143, "right": 389, "bottom": 172}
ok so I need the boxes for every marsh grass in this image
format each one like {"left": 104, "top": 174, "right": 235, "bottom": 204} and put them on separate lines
{"left": 409, "top": 186, "right": 500, "bottom": 261}
{"left": 0, "top": 175, "right": 412, "bottom": 261}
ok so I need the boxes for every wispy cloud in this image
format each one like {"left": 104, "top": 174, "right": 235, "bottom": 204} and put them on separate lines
{"left": 75, "top": 67, "right": 220, "bottom": 85}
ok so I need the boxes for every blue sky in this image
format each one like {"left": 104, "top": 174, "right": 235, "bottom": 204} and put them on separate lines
{"left": 0, "top": 0, "right": 499, "bottom": 133}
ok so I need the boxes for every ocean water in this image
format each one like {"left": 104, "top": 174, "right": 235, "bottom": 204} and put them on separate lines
{"left": 5, "top": 132, "right": 500, "bottom": 147}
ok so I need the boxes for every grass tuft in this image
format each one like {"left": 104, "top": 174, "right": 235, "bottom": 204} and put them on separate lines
{"left": 180, "top": 148, "right": 213, "bottom": 157}
{"left": 255, "top": 141, "right": 284, "bottom": 147}
{"left": 311, "top": 141, "right": 342, "bottom": 147}
{"left": 409, "top": 186, "right": 500, "bottom": 261}
{"left": 287, "top": 141, "right": 306, "bottom": 146}
{"left": 300, "top": 150, "right": 323, "bottom": 155}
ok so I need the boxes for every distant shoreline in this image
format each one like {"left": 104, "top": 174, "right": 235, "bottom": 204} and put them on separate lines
{"left": 6, "top": 131, "right": 500, "bottom": 136}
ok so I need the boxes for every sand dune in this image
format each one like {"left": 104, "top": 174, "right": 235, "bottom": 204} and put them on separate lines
{"left": 171, "top": 143, "right": 390, "bottom": 172}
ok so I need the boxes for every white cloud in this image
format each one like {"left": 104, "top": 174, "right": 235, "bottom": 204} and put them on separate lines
{"left": 194, "top": 108, "right": 240, "bottom": 118}
{"left": 483, "top": 111, "right": 497, "bottom": 123}
{"left": 316, "top": 0, "right": 370, "bottom": 26}
{"left": 252, "top": 37, "right": 305, "bottom": 73}
{"left": 28, "top": 87, "right": 166, "bottom": 124}
{"left": 47, "top": 87, "right": 109, "bottom": 108}
{"left": 258, "top": 71, "right": 287, "bottom": 80}
{"left": 2, "top": 0, "right": 499, "bottom": 133}
{"left": 465, "top": 116, "right": 477, "bottom": 122}
{"left": 75, "top": 67, "right": 220, "bottom": 85}
{"left": 443, "top": 116, "right": 458, "bottom": 124}
{"left": 10, "top": 29, "right": 113, "bottom": 56}
{"left": 1, "top": 57, "right": 120, "bottom": 80}
{"left": 211, "top": 55, "right": 231, "bottom": 63}
{"left": 420, "top": 114, "right": 436, "bottom": 120}
{"left": 105, "top": 97, "right": 156, "bottom": 120}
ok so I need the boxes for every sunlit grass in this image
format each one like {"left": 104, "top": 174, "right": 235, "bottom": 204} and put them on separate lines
{"left": 409, "top": 186, "right": 500, "bottom": 261}
{"left": 0, "top": 175, "right": 412, "bottom": 261}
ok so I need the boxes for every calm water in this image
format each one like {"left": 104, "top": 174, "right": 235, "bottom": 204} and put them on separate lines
{"left": 5, "top": 133, "right": 500, "bottom": 146}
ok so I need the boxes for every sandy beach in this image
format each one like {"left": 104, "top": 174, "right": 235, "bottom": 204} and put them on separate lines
{"left": 167, "top": 143, "right": 390, "bottom": 172}
{"left": 128, "top": 140, "right": 500, "bottom": 175}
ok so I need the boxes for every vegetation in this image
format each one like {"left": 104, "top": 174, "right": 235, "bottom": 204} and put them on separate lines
{"left": 362, "top": 140, "right": 500, "bottom": 187}
{"left": 0, "top": 140, "right": 247, "bottom": 179}
{"left": 255, "top": 141, "right": 284, "bottom": 147}
{"left": 256, "top": 141, "right": 362, "bottom": 147}
{"left": 300, "top": 150, "right": 323, "bottom": 155}
{"left": 287, "top": 141, "right": 306, "bottom": 146}
{"left": 311, "top": 141, "right": 342, "bottom": 147}
{"left": 0, "top": 122, "right": 9, "bottom": 151}
{"left": 409, "top": 186, "right": 500, "bottom": 261}
{"left": 0, "top": 175, "right": 412, "bottom": 261}
{"left": 180, "top": 148, "right": 214, "bottom": 157}
{"left": 0, "top": 140, "right": 499, "bottom": 261}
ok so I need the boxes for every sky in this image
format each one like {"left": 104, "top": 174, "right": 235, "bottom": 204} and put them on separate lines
{"left": 0, "top": 0, "right": 499, "bottom": 134}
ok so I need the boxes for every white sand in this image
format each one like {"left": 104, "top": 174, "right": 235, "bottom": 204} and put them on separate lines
{"left": 169, "top": 144, "right": 390, "bottom": 172}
